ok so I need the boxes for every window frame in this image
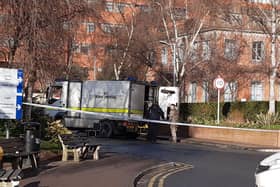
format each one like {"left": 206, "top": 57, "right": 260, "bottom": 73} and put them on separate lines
{"left": 80, "top": 44, "right": 90, "bottom": 55}
{"left": 146, "top": 51, "right": 155, "bottom": 65}
{"left": 252, "top": 41, "right": 265, "bottom": 63}
{"left": 101, "top": 23, "right": 124, "bottom": 33}
{"left": 161, "top": 47, "right": 168, "bottom": 65}
{"left": 251, "top": 81, "right": 263, "bottom": 101}
{"left": 105, "top": 2, "right": 126, "bottom": 13}
{"left": 190, "top": 41, "right": 198, "bottom": 62}
{"left": 202, "top": 40, "right": 211, "bottom": 61}
{"left": 224, "top": 39, "right": 237, "bottom": 61}
{"left": 224, "top": 81, "right": 237, "bottom": 102}
{"left": 188, "top": 82, "right": 197, "bottom": 103}
{"left": 202, "top": 81, "right": 209, "bottom": 103}
{"left": 86, "top": 22, "right": 95, "bottom": 33}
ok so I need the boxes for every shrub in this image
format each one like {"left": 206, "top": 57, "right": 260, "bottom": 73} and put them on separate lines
{"left": 255, "top": 112, "right": 280, "bottom": 128}
{"left": 0, "top": 120, "right": 24, "bottom": 138}
{"left": 180, "top": 103, "right": 217, "bottom": 122}
{"left": 180, "top": 101, "right": 270, "bottom": 124}
{"left": 45, "top": 120, "right": 72, "bottom": 143}
{"left": 227, "top": 109, "right": 244, "bottom": 123}
{"left": 40, "top": 140, "right": 61, "bottom": 152}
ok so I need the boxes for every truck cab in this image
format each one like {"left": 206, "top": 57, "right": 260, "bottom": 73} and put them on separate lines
{"left": 45, "top": 81, "right": 68, "bottom": 119}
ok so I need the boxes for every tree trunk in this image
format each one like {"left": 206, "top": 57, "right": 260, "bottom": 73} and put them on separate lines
{"left": 25, "top": 82, "right": 34, "bottom": 121}
{"left": 269, "top": 4, "right": 277, "bottom": 114}
{"left": 66, "top": 38, "right": 73, "bottom": 79}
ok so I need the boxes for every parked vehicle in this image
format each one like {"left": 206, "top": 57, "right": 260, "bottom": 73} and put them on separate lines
{"left": 255, "top": 152, "right": 280, "bottom": 187}
{"left": 45, "top": 80, "right": 179, "bottom": 137}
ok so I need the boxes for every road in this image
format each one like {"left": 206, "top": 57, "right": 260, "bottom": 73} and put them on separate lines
{"left": 96, "top": 138, "right": 269, "bottom": 187}
{"left": 22, "top": 138, "right": 269, "bottom": 187}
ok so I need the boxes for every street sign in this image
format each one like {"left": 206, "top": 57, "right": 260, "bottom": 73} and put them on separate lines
{"left": 214, "top": 76, "right": 225, "bottom": 89}
{"left": 0, "top": 68, "right": 23, "bottom": 120}
{"left": 213, "top": 75, "right": 224, "bottom": 125}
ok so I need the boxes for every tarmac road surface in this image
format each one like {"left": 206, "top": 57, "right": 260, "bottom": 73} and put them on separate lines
{"left": 21, "top": 153, "right": 160, "bottom": 187}
{"left": 21, "top": 137, "right": 269, "bottom": 187}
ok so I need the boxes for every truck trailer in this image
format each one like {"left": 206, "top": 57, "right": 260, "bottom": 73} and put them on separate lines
{"left": 46, "top": 80, "right": 179, "bottom": 137}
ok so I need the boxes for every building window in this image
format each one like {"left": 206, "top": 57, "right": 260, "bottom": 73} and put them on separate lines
{"left": 224, "top": 13, "right": 242, "bottom": 25}
{"left": 101, "top": 23, "right": 124, "bottom": 33}
{"left": 248, "top": 0, "right": 271, "bottom": 4}
{"left": 97, "top": 67, "right": 103, "bottom": 72}
{"left": 173, "top": 8, "right": 187, "bottom": 19}
{"left": 86, "top": 22, "right": 95, "bottom": 33}
{"left": 224, "top": 39, "right": 237, "bottom": 60}
{"left": 101, "top": 23, "right": 113, "bottom": 33}
{"left": 106, "top": 46, "right": 118, "bottom": 57}
{"left": 136, "top": 4, "right": 151, "bottom": 12}
{"left": 105, "top": 2, "right": 126, "bottom": 13}
{"left": 80, "top": 44, "right": 90, "bottom": 55}
{"left": 72, "top": 42, "right": 80, "bottom": 53}
{"left": 224, "top": 81, "right": 237, "bottom": 102}
{"left": 188, "top": 82, "right": 197, "bottom": 103}
{"left": 63, "top": 22, "right": 70, "bottom": 30}
{"left": 252, "top": 41, "right": 264, "bottom": 62}
{"left": 177, "top": 40, "right": 186, "bottom": 63}
{"left": 202, "top": 81, "right": 209, "bottom": 103}
{"left": 146, "top": 51, "right": 155, "bottom": 65}
{"left": 251, "top": 81, "right": 263, "bottom": 101}
{"left": 87, "top": 0, "right": 98, "bottom": 4}
{"left": 190, "top": 41, "right": 198, "bottom": 62}
{"left": 161, "top": 47, "right": 168, "bottom": 65}
{"left": 202, "top": 41, "right": 211, "bottom": 61}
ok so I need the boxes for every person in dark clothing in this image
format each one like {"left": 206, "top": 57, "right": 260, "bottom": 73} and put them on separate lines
{"left": 147, "top": 103, "right": 164, "bottom": 142}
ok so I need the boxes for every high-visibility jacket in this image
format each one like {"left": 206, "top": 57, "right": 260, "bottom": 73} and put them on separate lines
{"left": 0, "top": 146, "right": 3, "bottom": 161}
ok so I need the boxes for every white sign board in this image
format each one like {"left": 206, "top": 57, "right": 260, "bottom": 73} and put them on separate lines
{"left": 158, "top": 87, "right": 180, "bottom": 119}
{"left": 0, "top": 68, "right": 23, "bottom": 120}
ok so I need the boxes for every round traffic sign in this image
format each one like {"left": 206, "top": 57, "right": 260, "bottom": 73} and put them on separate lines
{"left": 214, "top": 76, "right": 225, "bottom": 89}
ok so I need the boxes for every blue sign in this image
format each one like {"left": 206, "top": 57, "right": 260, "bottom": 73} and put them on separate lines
{"left": 16, "top": 69, "right": 23, "bottom": 120}
{"left": 0, "top": 68, "right": 23, "bottom": 120}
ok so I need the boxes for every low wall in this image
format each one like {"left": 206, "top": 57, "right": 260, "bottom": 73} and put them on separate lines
{"left": 189, "top": 126, "right": 280, "bottom": 148}
{"left": 158, "top": 125, "right": 189, "bottom": 138}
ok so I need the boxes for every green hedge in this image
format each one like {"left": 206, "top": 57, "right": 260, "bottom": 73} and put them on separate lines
{"left": 180, "top": 101, "right": 276, "bottom": 123}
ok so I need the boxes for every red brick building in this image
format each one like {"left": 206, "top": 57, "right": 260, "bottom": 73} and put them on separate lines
{"left": 70, "top": 0, "right": 279, "bottom": 103}
{"left": 1, "top": 0, "right": 277, "bottom": 102}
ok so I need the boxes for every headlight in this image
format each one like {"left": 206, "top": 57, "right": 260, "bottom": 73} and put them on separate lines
{"left": 256, "top": 165, "right": 270, "bottom": 174}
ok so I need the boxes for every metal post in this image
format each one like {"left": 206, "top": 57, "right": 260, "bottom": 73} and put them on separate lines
{"left": 5, "top": 121, "right": 10, "bottom": 139}
{"left": 217, "top": 89, "right": 220, "bottom": 125}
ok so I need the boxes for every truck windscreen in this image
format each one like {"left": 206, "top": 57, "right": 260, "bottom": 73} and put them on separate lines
{"left": 48, "top": 86, "right": 62, "bottom": 104}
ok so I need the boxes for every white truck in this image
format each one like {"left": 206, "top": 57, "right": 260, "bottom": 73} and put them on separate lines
{"left": 46, "top": 80, "right": 179, "bottom": 137}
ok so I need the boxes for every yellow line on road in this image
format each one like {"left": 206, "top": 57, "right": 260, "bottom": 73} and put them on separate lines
{"left": 158, "top": 165, "right": 193, "bottom": 187}
{"left": 147, "top": 164, "right": 193, "bottom": 187}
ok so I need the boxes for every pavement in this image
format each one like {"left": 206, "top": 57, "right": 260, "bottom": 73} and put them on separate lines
{"left": 157, "top": 136, "right": 280, "bottom": 152}
{"left": 182, "top": 138, "right": 280, "bottom": 152}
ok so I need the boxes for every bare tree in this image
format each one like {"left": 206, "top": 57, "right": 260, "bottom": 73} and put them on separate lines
{"left": 243, "top": 0, "right": 280, "bottom": 113}
{"left": 0, "top": 0, "right": 102, "bottom": 120}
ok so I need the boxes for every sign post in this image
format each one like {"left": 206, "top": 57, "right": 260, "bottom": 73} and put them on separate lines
{"left": 213, "top": 75, "right": 225, "bottom": 125}
{"left": 0, "top": 68, "right": 24, "bottom": 138}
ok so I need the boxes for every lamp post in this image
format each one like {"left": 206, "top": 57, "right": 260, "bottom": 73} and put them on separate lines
{"left": 160, "top": 41, "right": 176, "bottom": 86}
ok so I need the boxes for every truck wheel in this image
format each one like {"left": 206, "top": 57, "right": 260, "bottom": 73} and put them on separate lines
{"left": 100, "top": 121, "right": 113, "bottom": 138}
